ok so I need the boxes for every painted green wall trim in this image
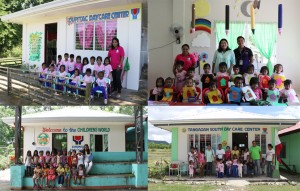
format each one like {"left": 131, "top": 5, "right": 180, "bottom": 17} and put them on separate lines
{"left": 280, "top": 132, "right": 300, "bottom": 174}
{"left": 172, "top": 128, "right": 178, "bottom": 161}
{"left": 221, "top": 127, "right": 228, "bottom": 149}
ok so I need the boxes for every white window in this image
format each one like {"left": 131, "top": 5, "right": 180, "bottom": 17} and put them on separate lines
{"left": 255, "top": 134, "right": 266, "bottom": 154}
{"left": 188, "top": 133, "right": 220, "bottom": 153}
{"left": 75, "top": 20, "right": 117, "bottom": 51}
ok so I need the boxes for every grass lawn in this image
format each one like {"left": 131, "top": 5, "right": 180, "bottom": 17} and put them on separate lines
{"left": 148, "top": 148, "right": 171, "bottom": 167}
{"left": 148, "top": 183, "right": 217, "bottom": 191}
{"left": 149, "top": 183, "right": 300, "bottom": 191}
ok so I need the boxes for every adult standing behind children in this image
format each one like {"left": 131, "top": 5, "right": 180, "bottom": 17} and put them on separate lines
{"left": 212, "top": 39, "right": 235, "bottom": 75}
{"left": 108, "top": 37, "right": 124, "bottom": 99}
{"left": 173, "top": 44, "right": 196, "bottom": 75}
{"left": 234, "top": 36, "right": 254, "bottom": 75}
{"left": 249, "top": 140, "right": 262, "bottom": 176}
{"left": 81, "top": 144, "right": 93, "bottom": 176}
{"left": 205, "top": 145, "right": 215, "bottom": 176}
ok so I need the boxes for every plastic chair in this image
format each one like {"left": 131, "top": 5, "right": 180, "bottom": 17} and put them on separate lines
{"left": 169, "top": 161, "right": 180, "bottom": 176}
{"left": 179, "top": 162, "right": 188, "bottom": 175}
{"left": 96, "top": 78, "right": 111, "bottom": 99}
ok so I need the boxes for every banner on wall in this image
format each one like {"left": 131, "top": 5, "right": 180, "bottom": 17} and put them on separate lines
{"left": 187, "top": 127, "right": 262, "bottom": 132}
{"left": 66, "top": 7, "right": 141, "bottom": 25}
{"left": 29, "top": 32, "right": 42, "bottom": 62}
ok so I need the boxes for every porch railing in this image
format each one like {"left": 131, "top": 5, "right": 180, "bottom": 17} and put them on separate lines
{"left": 0, "top": 66, "right": 93, "bottom": 105}
{"left": 0, "top": 58, "right": 22, "bottom": 68}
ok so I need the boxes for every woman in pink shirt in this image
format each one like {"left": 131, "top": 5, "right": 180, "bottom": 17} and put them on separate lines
{"left": 173, "top": 44, "right": 196, "bottom": 75}
{"left": 108, "top": 37, "right": 124, "bottom": 98}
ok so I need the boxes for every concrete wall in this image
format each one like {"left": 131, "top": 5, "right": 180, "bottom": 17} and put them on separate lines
{"left": 280, "top": 132, "right": 300, "bottom": 173}
{"left": 23, "top": 123, "right": 127, "bottom": 161}
{"left": 148, "top": 0, "right": 300, "bottom": 92}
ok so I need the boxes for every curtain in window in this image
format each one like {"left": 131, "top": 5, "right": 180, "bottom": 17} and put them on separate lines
{"left": 106, "top": 20, "right": 117, "bottom": 50}
{"left": 215, "top": 21, "right": 245, "bottom": 50}
{"left": 251, "top": 23, "right": 277, "bottom": 76}
{"left": 95, "top": 21, "right": 105, "bottom": 50}
{"left": 85, "top": 23, "right": 94, "bottom": 49}
{"left": 77, "top": 23, "right": 85, "bottom": 47}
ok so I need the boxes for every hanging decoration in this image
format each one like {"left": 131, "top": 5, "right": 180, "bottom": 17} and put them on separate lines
{"left": 225, "top": 5, "right": 230, "bottom": 36}
{"left": 240, "top": 1, "right": 251, "bottom": 17}
{"left": 191, "top": 18, "right": 212, "bottom": 34}
{"left": 253, "top": 0, "right": 261, "bottom": 9}
{"left": 251, "top": 3, "right": 255, "bottom": 34}
{"left": 278, "top": 4, "right": 283, "bottom": 35}
{"left": 191, "top": 4, "right": 196, "bottom": 33}
{"left": 195, "top": 0, "right": 211, "bottom": 18}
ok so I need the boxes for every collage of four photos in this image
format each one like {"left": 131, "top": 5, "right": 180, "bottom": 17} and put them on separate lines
{"left": 0, "top": 0, "right": 300, "bottom": 190}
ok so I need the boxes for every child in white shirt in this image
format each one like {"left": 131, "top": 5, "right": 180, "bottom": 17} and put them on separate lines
{"left": 90, "top": 71, "right": 109, "bottom": 104}
{"left": 279, "top": 79, "right": 299, "bottom": 103}
{"left": 56, "top": 65, "right": 67, "bottom": 91}
{"left": 80, "top": 68, "right": 93, "bottom": 96}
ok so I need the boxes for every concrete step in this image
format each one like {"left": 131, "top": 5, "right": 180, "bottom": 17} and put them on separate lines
{"left": 92, "top": 152, "right": 148, "bottom": 163}
{"left": 89, "top": 162, "right": 133, "bottom": 175}
{"left": 23, "top": 174, "right": 135, "bottom": 189}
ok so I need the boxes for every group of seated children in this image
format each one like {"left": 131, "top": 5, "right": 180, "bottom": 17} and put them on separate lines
{"left": 25, "top": 149, "right": 86, "bottom": 189}
{"left": 39, "top": 53, "right": 112, "bottom": 104}
{"left": 149, "top": 61, "right": 201, "bottom": 102}
{"left": 150, "top": 61, "right": 298, "bottom": 105}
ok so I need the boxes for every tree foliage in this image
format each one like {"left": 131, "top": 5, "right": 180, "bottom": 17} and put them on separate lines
{"left": 0, "top": 0, "right": 54, "bottom": 56}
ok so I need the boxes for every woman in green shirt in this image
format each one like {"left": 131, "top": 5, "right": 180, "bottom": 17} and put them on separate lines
{"left": 212, "top": 39, "right": 235, "bottom": 74}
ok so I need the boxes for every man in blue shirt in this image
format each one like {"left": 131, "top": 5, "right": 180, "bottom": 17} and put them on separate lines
{"left": 234, "top": 36, "right": 254, "bottom": 75}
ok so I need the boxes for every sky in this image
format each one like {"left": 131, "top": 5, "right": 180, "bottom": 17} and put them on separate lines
{"left": 148, "top": 106, "right": 300, "bottom": 143}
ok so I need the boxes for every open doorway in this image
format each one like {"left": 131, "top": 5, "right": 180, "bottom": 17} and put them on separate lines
{"left": 232, "top": 133, "right": 248, "bottom": 151}
{"left": 90, "top": 134, "right": 108, "bottom": 152}
{"left": 45, "top": 23, "right": 57, "bottom": 66}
